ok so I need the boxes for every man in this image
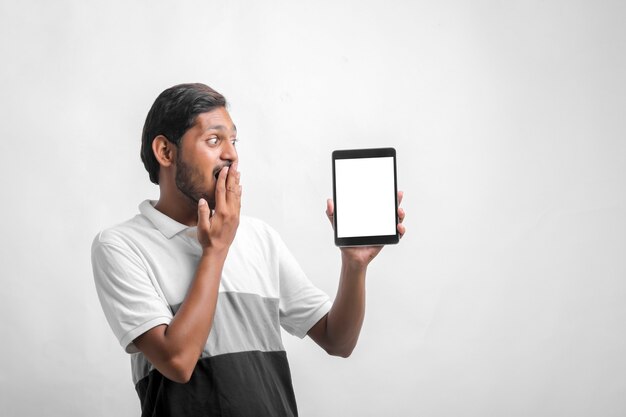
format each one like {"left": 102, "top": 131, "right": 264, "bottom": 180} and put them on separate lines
{"left": 92, "top": 83, "right": 406, "bottom": 416}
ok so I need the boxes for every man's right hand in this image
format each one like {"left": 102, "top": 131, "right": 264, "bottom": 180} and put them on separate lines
{"left": 134, "top": 162, "right": 242, "bottom": 384}
{"left": 197, "top": 162, "right": 242, "bottom": 253}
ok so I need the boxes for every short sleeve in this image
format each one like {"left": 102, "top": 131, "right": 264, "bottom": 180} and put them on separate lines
{"left": 273, "top": 232, "right": 332, "bottom": 338}
{"left": 91, "top": 234, "right": 173, "bottom": 353}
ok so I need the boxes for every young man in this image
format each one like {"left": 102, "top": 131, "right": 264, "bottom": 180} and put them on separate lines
{"left": 91, "top": 83, "right": 405, "bottom": 416}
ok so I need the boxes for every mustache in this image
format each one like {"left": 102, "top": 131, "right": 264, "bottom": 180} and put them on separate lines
{"left": 213, "top": 162, "right": 232, "bottom": 180}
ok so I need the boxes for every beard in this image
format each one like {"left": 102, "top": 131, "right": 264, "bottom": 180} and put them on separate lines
{"left": 175, "top": 152, "right": 215, "bottom": 208}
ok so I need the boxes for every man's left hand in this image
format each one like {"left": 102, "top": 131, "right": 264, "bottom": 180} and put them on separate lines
{"left": 325, "top": 191, "right": 406, "bottom": 268}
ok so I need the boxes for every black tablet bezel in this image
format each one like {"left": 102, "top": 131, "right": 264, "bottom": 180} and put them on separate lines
{"left": 332, "top": 147, "right": 399, "bottom": 247}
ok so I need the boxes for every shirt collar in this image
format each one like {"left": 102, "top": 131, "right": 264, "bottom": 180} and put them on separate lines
{"left": 139, "top": 200, "right": 189, "bottom": 239}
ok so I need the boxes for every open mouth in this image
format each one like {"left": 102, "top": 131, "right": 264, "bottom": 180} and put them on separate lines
{"left": 213, "top": 163, "right": 232, "bottom": 180}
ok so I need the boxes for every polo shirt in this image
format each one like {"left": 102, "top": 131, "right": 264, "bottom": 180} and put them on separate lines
{"left": 91, "top": 200, "right": 332, "bottom": 416}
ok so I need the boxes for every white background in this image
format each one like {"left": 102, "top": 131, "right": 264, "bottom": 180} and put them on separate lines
{"left": 1, "top": 1, "right": 625, "bottom": 416}
{"left": 335, "top": 157, "right": 396, "bottom": 238}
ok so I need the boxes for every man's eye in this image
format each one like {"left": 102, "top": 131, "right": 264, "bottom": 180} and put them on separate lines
{"left": 231, "top": 138, "right": 239, "bottom": 146}
{"left": 207, "top": 137, "right": 219, "bottom": 145}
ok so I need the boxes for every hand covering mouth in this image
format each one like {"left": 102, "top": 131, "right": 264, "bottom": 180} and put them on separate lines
{"left": 213, "top": 162, "right": 232, "bottom": 180}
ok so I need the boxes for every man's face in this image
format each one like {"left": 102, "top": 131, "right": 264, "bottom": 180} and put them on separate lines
{"left": 174, "top": 107, "right": 238, "bottom": 209}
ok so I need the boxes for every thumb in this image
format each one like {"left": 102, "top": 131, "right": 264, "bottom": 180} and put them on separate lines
{"left": 325, "top": 199, "right": 334, "bottom": 225}
{"left": 198, "top": 198, "right": 211, "bottom": 229}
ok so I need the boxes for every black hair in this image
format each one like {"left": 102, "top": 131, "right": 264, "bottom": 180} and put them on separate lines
{"left": 140, "top": 83, "right": 227, "bottom": 184}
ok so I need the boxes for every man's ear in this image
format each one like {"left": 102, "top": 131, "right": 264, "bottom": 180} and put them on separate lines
{"left": 152, "top": 135, "right": 176, "bottom": 168}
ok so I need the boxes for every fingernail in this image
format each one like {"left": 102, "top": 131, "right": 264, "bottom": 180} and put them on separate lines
{"left": 199, "top": 198, "right": 206, "bottom": 206}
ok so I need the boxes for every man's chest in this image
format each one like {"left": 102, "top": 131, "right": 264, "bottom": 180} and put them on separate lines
{"left": 140, "top": 231, "right": 281, "bottom": 309}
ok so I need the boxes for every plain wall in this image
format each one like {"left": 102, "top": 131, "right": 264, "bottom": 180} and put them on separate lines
{"left": 1, "top": 1, "right": 625, "bottom": 416}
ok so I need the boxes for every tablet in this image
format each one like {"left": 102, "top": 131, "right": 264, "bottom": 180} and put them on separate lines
{"left": 332, "top": 147, "right": 399, "bottom": 246}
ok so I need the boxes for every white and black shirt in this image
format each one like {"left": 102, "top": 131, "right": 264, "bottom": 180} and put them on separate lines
{"left": 92, "top": 200, "right": 331, "bottom": 416}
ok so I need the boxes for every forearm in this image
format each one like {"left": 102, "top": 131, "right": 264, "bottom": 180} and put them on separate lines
{"left": 164, "top": 249, "right": 226, "bottom": 364}
{"left": 134, "top": 248, "right": 227, "bottom": 382}
{"left": 310, "top": 192, "right": 404, "bottom": 357}
{"left": 321, "top": 255, "right": 368, "bottom": 356}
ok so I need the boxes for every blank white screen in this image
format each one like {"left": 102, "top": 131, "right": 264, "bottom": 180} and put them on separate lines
{"left": 335, "top": 156, "right": 396, "bottom": 238}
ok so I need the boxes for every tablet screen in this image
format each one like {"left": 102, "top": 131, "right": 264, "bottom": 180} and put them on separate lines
{"left": 332, "top": 148, "right": 398, "bottom": 246}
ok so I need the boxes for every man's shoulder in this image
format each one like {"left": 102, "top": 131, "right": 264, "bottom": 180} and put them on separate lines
{"left": 239, "top": 214, "right": 270, "bottom": 231}
{"left": 238, "top": 215, "right": 280, "bottom": 242}
{"left": 92, "top": 212, "right": 155, "bottom": 252}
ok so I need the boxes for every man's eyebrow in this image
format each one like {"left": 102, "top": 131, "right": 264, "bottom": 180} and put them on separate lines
{"left": 205, "top": 124, "right": 237, "bottom": 132}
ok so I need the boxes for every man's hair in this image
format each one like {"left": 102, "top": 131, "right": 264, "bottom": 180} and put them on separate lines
{"left": 141, "top": 83, "right": 227, "bottom": 184}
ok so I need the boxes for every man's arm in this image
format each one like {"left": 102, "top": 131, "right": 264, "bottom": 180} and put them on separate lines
{"left": 308, "top": 192, "right": 405, "bottom": 357}
{"left": 134, "top": 164, "right": 242, "bottom": 383}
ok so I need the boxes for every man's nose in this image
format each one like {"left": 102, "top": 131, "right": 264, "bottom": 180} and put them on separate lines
{"left": 221, "top": 140, "right": 238, "bottom": 163}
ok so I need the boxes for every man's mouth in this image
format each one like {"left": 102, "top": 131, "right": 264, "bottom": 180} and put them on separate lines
{"left": 213, "top": 163, "right": 232, "bottom": 180}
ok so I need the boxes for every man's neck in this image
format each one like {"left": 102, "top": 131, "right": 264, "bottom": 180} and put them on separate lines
{"left": 154, "top": 191, "right": 199, "bottom": 227}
